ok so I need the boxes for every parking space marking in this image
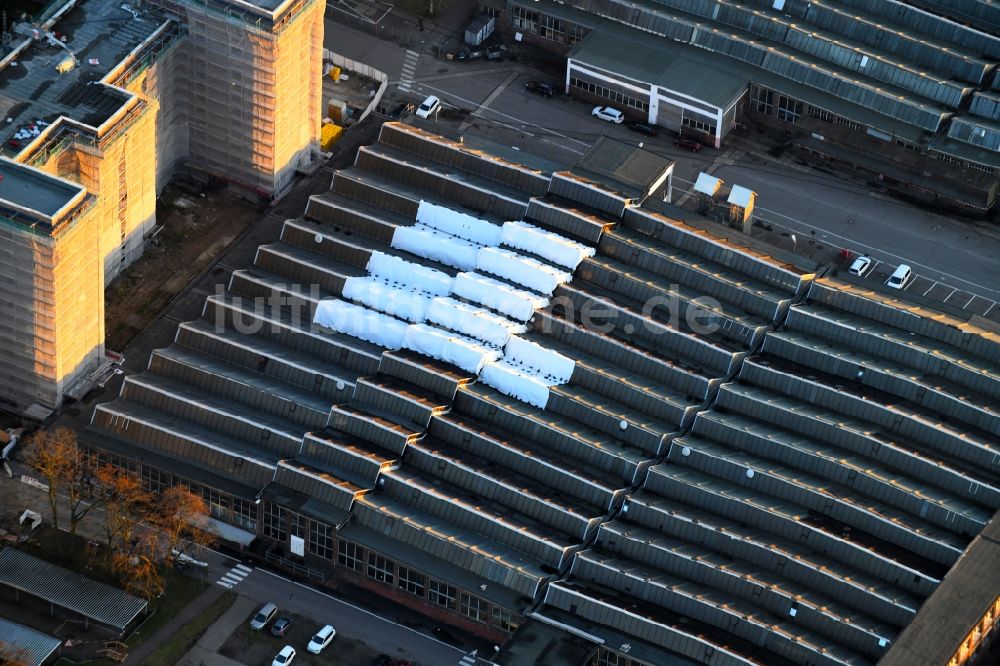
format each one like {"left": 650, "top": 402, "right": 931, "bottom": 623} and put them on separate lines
{"left": 941, "top": 287, "right": 958, "bottom": 302}
{"left": 962, "top": 294, "right": 977, "bottom": 308}
{"left": 985, "top": 302, "right": 997, "bottom": 317}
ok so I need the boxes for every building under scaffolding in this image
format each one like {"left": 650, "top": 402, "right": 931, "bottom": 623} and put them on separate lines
{"left": 0, "top": 0, "right": 323, "bottom": 413}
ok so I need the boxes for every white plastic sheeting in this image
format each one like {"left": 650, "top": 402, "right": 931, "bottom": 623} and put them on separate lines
{"left": 451, "top": 272, "right": 548, "bottom": 322}
{"left": 480, "top": 361, "right": 552, "bottom": 409}
{"left": 501, "top": 221, "right": 596, "bottom": 270}
{"left": 503, "top": 335, "right": 575, "bottom": 383}
{"left": 367, "top": 251, "right": 452, "bottom": 295}
{"left": 479, "top": 336, "right": 576, "bottom": 408}
{"left": 416, "top": 200, "right": 502, "bottom": 246}
{"left": 403, "top": 324, "right": 502, "bottom": 374}
{"left": 476, "top": 247, "right": 572, "bottom": 296}
{"left": 313, "top": 299, "right": 408, "bottom": 349}
{"left": 426, "top": 297, "right": 526, "bottom": 348}
{"left": 391, "top": 225, "right": 479, "bottom": 271}
{"left": 342, "top": 277, "right": 434, "bottom": 322}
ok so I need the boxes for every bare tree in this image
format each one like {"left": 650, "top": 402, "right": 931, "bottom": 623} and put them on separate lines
{"left": 149, "top": 485, "right": 217, "bottom": 566}
{"left": 94, "top": 464, "right": 151, "bottom": 562}
{"left": 112, "top": 532, "right": 165, "bottom": 600}
{"left": 25, "top": 427, "right": 78, "bottom": 531}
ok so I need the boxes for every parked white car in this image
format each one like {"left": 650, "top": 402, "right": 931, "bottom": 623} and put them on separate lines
{"left": 307, "top": 624, "right": 336, "bottom": 654}
{"left": 415, "top": 95, "right": 441, "bottom": 119}
{"left": 272, "top": 645, "right": 296, "bottom": 666}
{"left": 592, "top": 106, "right": 624, "bottom": 124}
{"left": 886, "top": 264, "right": 912, "bottom": 289}
{"left": 848, "top": 255, "right": 872, "bottom": 276}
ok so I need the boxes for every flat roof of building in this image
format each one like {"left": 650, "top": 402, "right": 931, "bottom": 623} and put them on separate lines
{"left": 0, "top": 618, "right": 61, "bottom": 666}
{"left": 0, "top": 0, "right": 159, "bottom": 151}
{"left": 879, "top": 508, "right": 1000, "bottom": 666}
{"left": 572, "top": 137, "right": 674, "bottom": 201}
{"left": 570, "top": 25, "right": 749, "bottom": 110}
{"left": 0, "top": 158, "right": 85, "bottom": 219}
{"left": 0, "top": 548, "right": 147, "bottom": 632}
{"left": 496, "top": 618, "right": 596, "bottom": 666}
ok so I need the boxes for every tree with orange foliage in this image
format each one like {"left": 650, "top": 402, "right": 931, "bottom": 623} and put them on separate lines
{"left": 93, "top": 464, "right": 151, "bottom": 561}
{"left": 0, "top": 640, "right": 33, "bottom": 666}
{"left": 149, "top": 485, "right": 218, "bottom": 567}
{"left": 25, "top": 428, "right": 108, "bottom": 535}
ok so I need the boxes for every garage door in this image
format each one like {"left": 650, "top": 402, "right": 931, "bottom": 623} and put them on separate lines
{"left": 654, "top": 99, "right": 682, "bottom": 132}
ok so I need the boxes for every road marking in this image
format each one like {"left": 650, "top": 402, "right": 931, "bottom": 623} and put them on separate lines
{"left": 217, "top": 563, "right": 252, "bottom": 589}
{"left": 398, "top": 49, "right": 419, "bottom": 92}
{"left": 736, "top": 204, "right": 1000, "bottom": 303}
{"left": 962, "top": 294, "right": 976, "bottom": 308}
{"left": 459, "top": 656, "right": 477, "bottom": 666}
{"left": 254, "top": 567, "right": 466, "bottom": 655}
{"left": 985, "top": 302, "right": 996, "bottom": 317}
{"left": 922, "top": 283, "right": 936, "bottom": 296}
{"left": 941, "top": 288, "right": 958, "bottom": 302}
{"left": 409, "top": 81, "right": 590, "bottom": 153}
{"left": 459, "top": 69, "right": 521, "bottom": 133}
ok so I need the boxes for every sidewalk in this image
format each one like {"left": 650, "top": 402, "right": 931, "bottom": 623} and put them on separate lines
{"left": 126, "top": 584, "right": 229, "bottom": 663}
{"left": 178, "top": 596, "right": 257, "bottom": 666}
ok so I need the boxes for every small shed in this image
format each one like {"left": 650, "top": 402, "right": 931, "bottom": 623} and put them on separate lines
{"left": 727, "top": 184, "right": 756, "bottom": 233}
{"left": 693, "top": 172, "right": 722, "bottom": 214}
{"left": 464, "top": 14, "right": 495, "bottom": 46}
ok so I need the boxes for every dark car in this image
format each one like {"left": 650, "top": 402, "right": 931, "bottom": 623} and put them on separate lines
{"left": 626, "top": 121, "right": 658, "bottom": 136}
{"left": 525, "top": 80, "right": 556, "bottom": 98}
{"left": 270, "top": 616, "right": 292, "bottom": 637}
{"left": 674, "top": 136, "right": 702, "bottom": 152}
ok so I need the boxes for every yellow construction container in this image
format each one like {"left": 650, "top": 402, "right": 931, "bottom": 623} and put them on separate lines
{"left": 329, "top": 65, "right": 341, "bottom": 81}
{"left": 321, "top": 123, "right": 342, "bottom": 151}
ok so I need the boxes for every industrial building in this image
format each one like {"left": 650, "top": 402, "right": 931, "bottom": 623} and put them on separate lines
{"left": 81, "top": 121, "right": 1000, "bottom": 666}
{"left": 480, "top": 0, "right": 1000, "bottom": 211}
{"left": 0, "top": 0, "right": 323, "bottom": 413}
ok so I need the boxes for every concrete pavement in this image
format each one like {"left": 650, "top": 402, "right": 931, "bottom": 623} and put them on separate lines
{"left": 178, "top": 596, "right": 257, "bottom": 666}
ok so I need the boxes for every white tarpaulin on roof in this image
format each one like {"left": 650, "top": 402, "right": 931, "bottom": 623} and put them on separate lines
{"left": 313, "top": 299, "right": 407, "bottom": 349}
{"left": 403, "top": 324, "right": 502, "bottom": 374}
{"left": 426, "top": 297, "right": 525, "bottom": 348}
{"left": 451, "top": 272, "right": 548, "bottom": 322}
{"left": 416, "top": 200, "right": 503, "bottom": 246}
{"left": 391, "top": 224, "right": 480, "bottom": 271}
{"left": 503, "top": 335, "right": 575, "bottom": 383}
{"left": 342, "top": 277, "right": 434, "bottom": 322}
{"left": 367, "top": 251, "right": 453, "bottom": 295}
{"left": 480, "top": 361, "right": 552, "bottom": 409}
{"left": 501, "top": 221, "right": 596, "bottom": 270}
{"left": 476, "top": 247, "right": 571, "bottom": 296}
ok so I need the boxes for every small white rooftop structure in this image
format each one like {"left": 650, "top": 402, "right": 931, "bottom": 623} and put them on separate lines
{"left": 693, "top": 172, "right": 723, "bottom": 196}
{"left": 727, "top": 185, "right": 756, "bottom": 208}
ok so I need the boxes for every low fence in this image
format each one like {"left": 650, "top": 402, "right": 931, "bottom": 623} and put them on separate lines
{"left": 322, "top": 49, "right": 389, "bottom": 125}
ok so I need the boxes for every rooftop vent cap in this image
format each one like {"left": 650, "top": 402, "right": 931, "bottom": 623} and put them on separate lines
{"left": 746, "top": 469, "right": 755, "bottom": 479}
{"left": 619, "top": 420, "right": 628, "bottom": 431}
{"left": 681, "top": 446, "right": 691, "bottom": 457}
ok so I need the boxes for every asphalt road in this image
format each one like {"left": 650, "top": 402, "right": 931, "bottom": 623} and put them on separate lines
{"left": 326, "top": 17, "right": 1000, "bottom": 306}
{"left": 199, "top": 548, "right": 471, "bottom": 665}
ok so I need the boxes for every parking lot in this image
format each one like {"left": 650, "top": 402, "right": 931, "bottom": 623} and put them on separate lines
{"left": 844, "top": 258, "right": 999, "bottom": 322}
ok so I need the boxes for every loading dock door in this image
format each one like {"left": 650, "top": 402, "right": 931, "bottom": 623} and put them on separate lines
{"left": 655, "top": 98, "right": 682, "bottom": 132}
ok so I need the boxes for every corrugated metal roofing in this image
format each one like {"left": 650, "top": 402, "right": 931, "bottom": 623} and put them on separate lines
{"left": 0, "top": 618, "right": 61, "bottom": 666}
{"left": 0, "top": 548, "right": 147, "bottom": 632}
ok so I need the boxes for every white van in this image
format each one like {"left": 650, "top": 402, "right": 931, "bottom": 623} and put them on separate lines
{"left": 885, "top": 264, "right": 912, "bottom": 289}
{"left": 415, "top": 95, "right": 440, "bottom": 119}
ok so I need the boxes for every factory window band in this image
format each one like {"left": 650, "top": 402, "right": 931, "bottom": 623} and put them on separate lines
{"left": 429, "top": 580, "right": 458, "bottom": 609}
{"left": 367, "top": 553, "right": 395, "bottom": 584}
{"left": 777, "top": 95, "right": 803, "bottom": 123}
{"left": 337, "top": 539, "right": 365, "bottom": 572}
{"left": 398, "top": 566, "right": 426, "bottom": 596}
{"left": 751, "top": 86, "right": 773, "bottom": 114}
{"left": 569, "top": 78, "right": 650, "bottom": 112}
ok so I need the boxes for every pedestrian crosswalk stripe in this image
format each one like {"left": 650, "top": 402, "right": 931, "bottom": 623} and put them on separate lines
{"left": 216, "top": 563, "right": 252, "bottom": 589}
